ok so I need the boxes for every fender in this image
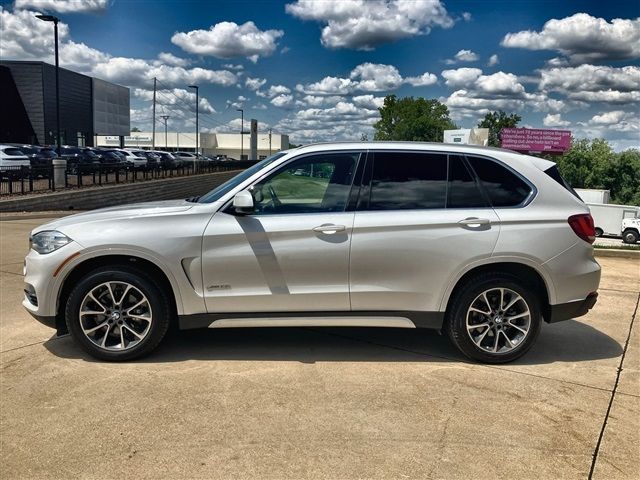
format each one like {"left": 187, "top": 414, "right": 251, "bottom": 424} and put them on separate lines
{"left": 437, "top": 254, "right": 557, "bottom": 312}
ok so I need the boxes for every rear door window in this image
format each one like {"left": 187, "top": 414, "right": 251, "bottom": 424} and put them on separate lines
{"left": 367, "top": 151, "right": 447, "bottom": 210}
{"left": 447, "top": 155, "right": 488, "bottom": 208}
{"left": 3, "top": 148, "right": 25, "bottom": 156}
{"left": 466, "top": 155, "right": 532, "bottom": 207}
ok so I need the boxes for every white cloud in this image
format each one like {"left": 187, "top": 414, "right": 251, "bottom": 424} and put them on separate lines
{"left": 502, "top": 13, "right": 640, "bottom": 63}
{"left": 445, "top": 49, "right": 479, "bottom": 65}
{"left": 285, "top": 0, "right": 453, "bottom": 50}
{"left": 0, "top": 8, "right": 239, "bottom": 90}
{"left": 297, "top": 63, "right": 437, "bottom": 94}
{"left": 133, "top": 88, "right": 216, "bottom": 114}
{"left": 351, "top": 95, "right": 385, "bottom": 109}
{"left": 462, "top": 12, "right": 472, "bottom": 22}
{"left": 222, "top": 63, "right": 244, "bottom": 70}
{"left": 487, "top": 54, "right": 499, "bottom": 66}
{"left": 589, "top": 110, "right": 635, "bottom": 125}
{"left": 14, "top": 0, "right": 108, "bottom": 13}
{"left": 538, "top": 65, "right": 640, "bottom": 104}
{"left": 441, "top": 68, "right": 482, "bottom": 88}
{"left": 543, "top": 113, "right": 570, "bottom": 127}
{"left": 245, "top": 77, "right": 267, "bottom": 91}
{"left": 157, "top": 52, "right": 190, "bottom": 67}
{"left": 257, "top": 84, "right": 292, "bottom": 98}
{"left": 171, "top": 21, "right": 284, "bottom": 62}
{"left": 404, "top": 72, "right": 438, "bottom": 86}
{"left": 270, "top": 94, "right": 294, "bottom": 108}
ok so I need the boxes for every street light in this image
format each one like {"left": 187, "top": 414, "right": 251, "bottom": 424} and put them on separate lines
{"left": 188, "top": 85, "right": 199, "bottom": 170}
{"left": 236, "top": 108, "right": 244, "bottom": 160}
{"left": 160, "top": 115, "right": 170, "bottom": 148}
{"left": 36, "top": 13, "right": 61, "bottom": 156}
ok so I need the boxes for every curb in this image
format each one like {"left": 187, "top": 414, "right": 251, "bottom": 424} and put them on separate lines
{"left": 594, "top": 248, "right": 640, "bottom": 259}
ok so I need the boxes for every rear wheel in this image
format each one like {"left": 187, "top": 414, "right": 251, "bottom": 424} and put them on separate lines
{"left": 594, "top": 228, "right": 603, "bottom": 237}
{"left": 622, "top": 229, "right": 639, "bottom": 244}
{"left": 446, "top": 273, "right": 542, "bottom": 363}
{"left": 65, "top": 266, "right": 171, "bottom": 361}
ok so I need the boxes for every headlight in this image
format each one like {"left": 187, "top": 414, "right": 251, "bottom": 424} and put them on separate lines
{"left": 29, "top": 231, "right": 72, "bottom": 254}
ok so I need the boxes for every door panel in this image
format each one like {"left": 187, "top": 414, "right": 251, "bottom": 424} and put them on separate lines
{"left": 202, "top": 211, "right": 354, "bottom": 312}
{"left": 349, "top": 209, "right": 500, "bottom": 312}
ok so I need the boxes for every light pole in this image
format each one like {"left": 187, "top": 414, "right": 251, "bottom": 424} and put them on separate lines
{"left": 188, "top": 85, "right": 199, "bottom": 158}
{"left": 236, "top": 108, "right": 244, "bottom": 160}
{"left": 160, "top": 115, "right": 170, "bottom": 149}
{"left": 36, "top": 14, "right": 61, "bottom": 156}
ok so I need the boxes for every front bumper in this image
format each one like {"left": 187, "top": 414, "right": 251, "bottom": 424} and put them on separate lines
{"left": 547, "top": 292, "right": 598, "bottom": 323}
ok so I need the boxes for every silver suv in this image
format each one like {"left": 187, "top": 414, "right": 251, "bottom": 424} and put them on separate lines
{"left": 23, "top": 142, "right": 601, "bottom": 363}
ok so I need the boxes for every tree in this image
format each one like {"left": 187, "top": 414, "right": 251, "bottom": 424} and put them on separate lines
{"left": 477, "top": 111, "right": 521, "bottom": 147}
{"left": 373, "top": 95, "right": 456, "bottom": 142}
{"left": 360, "top": 133, "right": 369, "bottom": 141}
{"left": 131, "top": 127, "right": 141, "bottom": 132}
{"left": 554, "top": 138, "right": 640, "bottom": 205}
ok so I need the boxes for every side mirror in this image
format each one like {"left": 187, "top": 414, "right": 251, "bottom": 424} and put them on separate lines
{"left": 233, "top": 190, "right": 254, "bottom": 214}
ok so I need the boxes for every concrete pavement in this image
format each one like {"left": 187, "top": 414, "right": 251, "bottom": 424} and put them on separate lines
{"left": 1, "top": 216, "right": 638, "bottom": 479}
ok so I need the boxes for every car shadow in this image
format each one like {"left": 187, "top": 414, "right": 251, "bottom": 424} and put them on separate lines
{"left": 43, "top": 318, "right": 622, "bottom": 365}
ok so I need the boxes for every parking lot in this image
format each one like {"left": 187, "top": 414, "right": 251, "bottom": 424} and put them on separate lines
{"left": 1, "top": 215, "right": 638, "bottom": 479}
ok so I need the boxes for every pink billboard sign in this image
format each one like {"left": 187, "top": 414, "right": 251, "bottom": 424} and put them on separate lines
{"left": 501, "top": 128, "right": 571, "bottom": 154}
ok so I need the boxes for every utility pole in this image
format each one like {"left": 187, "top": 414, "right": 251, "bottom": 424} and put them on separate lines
{"left": 189, "top": 85, "right": 199, "bottom": 159}
{"left": 36, "top": 14, "right": 61, "bottom": 154}
{"left": 160, "top": 115, "right": 169, "bottom": 149}
{"left": 152, "top": 77, "right": 157, "bottom": 150}
{"left": 236, "top": 108, "right": 244, "bottom": 160}
{"left": 268, "top": 128, "right": 272, "bottom": 156}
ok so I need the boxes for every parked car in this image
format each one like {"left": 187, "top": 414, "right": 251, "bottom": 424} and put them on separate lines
{"left": 135, "top": 150, "right": 160, "bottom": 169}
{"left": 23, "top": 142, "right": 601, "bottom": 363}
{"left": 118, "top": 149, "right": 149, "bottom": 168}
{"left": 8, "top": 144, "right": 57, "bottom": 168}
{"left": 0, "top": 145, "right": 31, "bottom": 169}
{"left": 150, "top": 150, "right": 177, "bottom": 169}
{"left": 95, "top": 149, "right": 129, "bottom": 170}
{"left": 59, "top": 146, "right": 101, "bottom": 172}
{"left": 174, "top": 151, "right": 197, "bottom": 167}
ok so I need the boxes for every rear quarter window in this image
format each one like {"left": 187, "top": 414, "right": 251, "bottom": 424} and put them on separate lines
{"left": 3, "top": 148, "right": 25, "bottom": 156}
{"left": 466, "top": 155, "right": 532, "bottom": 207}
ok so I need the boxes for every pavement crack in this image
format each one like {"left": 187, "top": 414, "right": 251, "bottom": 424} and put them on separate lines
{"left": 588, "top": 291, "right": 639, "bottom": 480}
{"left": 0, "top": 270, "right": 23, "bottom": 276}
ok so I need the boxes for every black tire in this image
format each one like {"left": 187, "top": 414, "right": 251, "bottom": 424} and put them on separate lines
{"left": 622, "top": 229, "right": 639, "bottom": 244}
{"left": 594, "top": 228, "right": 603, "bottom": 237}
{"left": 65, "top": 265, "right": 171, "bottom": 361}
{"left": 445, "top": 273, "right": 542, "bottom": 364}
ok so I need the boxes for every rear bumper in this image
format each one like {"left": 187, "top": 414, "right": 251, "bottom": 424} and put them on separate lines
{"left": 547, "top": 292, "right": 598, "bottom": 323}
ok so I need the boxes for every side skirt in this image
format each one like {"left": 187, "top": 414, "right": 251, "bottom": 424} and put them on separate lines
{"left": 178, "top": 311, "right": 445, "bottom": 330}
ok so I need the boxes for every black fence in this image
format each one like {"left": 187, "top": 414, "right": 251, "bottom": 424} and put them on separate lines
{"left": 0, "top": 161, "right": 259, "bottom": 196}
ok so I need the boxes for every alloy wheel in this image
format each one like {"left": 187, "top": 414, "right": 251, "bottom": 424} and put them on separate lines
{"left": 466, "top": 287, "right": 531, "bottom": 354}
{"left": 78, "top": 281, "right": 153, "bottom": 351}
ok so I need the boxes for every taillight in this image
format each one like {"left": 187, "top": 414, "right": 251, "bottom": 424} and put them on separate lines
{"left": 568, "top": 214, "right": 595, "bottom": 244}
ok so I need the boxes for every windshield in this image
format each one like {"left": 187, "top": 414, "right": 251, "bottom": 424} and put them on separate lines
{"left": 198, "top": 151, "right": 288, "bottom": 203}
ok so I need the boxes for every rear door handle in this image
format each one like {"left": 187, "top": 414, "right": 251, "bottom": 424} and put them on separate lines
{"left": 458, "top": 218, "right": 491, "bottom": 227}
{"left": 313, "top": 224, "right": 346, "bottom": 234}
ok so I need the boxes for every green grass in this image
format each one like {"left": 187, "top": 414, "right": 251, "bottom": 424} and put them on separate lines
{"left": 594, "top": 244, "right": 640, "bottom": 251}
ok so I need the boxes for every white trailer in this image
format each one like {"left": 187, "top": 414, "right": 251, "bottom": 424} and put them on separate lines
{"left": 576, "top": 188, "right": 610, "bottom": 204}
{"left": 587, "top": 203, "right": 640, "bottom": 237}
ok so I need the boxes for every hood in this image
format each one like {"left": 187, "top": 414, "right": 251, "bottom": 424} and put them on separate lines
{"left": 34, "top": 199, "right": 196, "bottom": 233}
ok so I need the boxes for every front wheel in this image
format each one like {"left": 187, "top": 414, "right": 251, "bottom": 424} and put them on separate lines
{"left": 65, "top": 266, "right": 171, "bottom": 361}
{"left": 445, "top": 273, "right": 542, "bottom": 363}
{"left": 622, "top": 229, "right": 639, "bottom": 244}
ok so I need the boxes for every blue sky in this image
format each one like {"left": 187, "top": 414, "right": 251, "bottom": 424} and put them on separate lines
{"left": 1, "top": 0, "right": 638, "bottom": 149}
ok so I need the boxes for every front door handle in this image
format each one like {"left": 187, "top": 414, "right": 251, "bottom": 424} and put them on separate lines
{"left": 313, "top": 224, "right": 346, "bottom": 234}
{"left": 458, "top": 217, "right": 491, "bottom": 227}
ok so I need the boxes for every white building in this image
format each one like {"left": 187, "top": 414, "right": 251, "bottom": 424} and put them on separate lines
{"left": 96, "top": 131, "right": 289, "bottom": 160}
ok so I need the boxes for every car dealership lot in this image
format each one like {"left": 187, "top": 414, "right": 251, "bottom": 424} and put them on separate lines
{"left": 1, "top": 215, "right": 638, "bottom": 479}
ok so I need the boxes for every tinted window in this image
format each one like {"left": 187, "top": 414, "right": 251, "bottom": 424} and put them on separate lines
{"left": 253, "top": 152, "right": 359, "bottom": 214}
{"left": 466, "top": 155, "right": 531, "bottom": 207}
{"left": 447, "top": 155, "right": 488, "bottom": 208}
{"left": 3, "top": 148, "right": 25, "bottom": 156}
{"left": 368, "top": 152, "right": 447, "bottom": 210}
{"left": 544, "top": 165, "right": 580, "bottom": 200}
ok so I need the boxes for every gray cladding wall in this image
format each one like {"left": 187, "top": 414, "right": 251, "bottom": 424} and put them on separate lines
{"left": 93, "top": 78, "right": 130, "bottom": 136}
{"left": 3, "top": 62, "right": 46, "bottom": 144}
